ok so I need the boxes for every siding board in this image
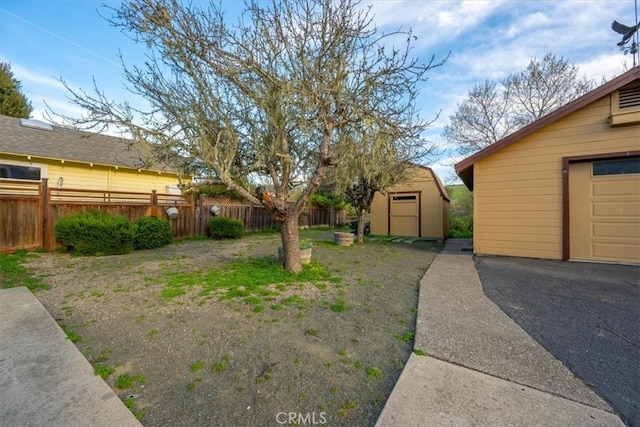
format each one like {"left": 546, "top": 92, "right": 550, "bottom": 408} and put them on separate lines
{"left": 473, "top": 91, "right": 640, "bottom": 260}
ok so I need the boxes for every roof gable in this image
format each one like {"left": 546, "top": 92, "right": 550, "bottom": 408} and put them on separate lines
{"left": 407, "top": 163, "right": 451, "bottom": 202}
{"left": 0, "top": 114, "right": 171, "bottom": 172}
{"left": 455, "top": 66, "right": 640, "bottom": 190}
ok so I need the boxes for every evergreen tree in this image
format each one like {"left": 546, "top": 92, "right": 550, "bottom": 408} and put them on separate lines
{"left": 0, "top": 62, "right": 33, "bottom": 118}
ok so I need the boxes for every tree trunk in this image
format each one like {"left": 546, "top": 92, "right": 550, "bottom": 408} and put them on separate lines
{"left": 280, "top": 214, "right": 302, "bottom": 272}
{"left": 356, "top": 208, "right": 366, "bottom": 243}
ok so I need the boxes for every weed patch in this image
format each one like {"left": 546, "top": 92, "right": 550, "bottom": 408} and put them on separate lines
{"left": 190, "top": 360, "right": 205, "bottom": 373}
{"left": 0, "top": 250, "right": 49, "bottom": 291}
{"left": 60, "top": 324, "right": 82, "bottom": 343}
{"left": 94, "top": 364, "right": 116, "bottom": 379}
{"left": 338, "top": 400, "right": 358, "bottom": 418}
{"left": 123, "top": 397, "right": 146, "bottom": 421}
{"left": 394, "top": 331, "right": 415, "bottom": 343}
{"left": 366, "top": 367, "right": 382, "bottom": 380}
{"left": 114, "top": 373, "right": 148, "bottom": 389}
{"left": 162, "top": 257, "right": 339, "bottom": 302}
{"left": 330, "top": 298, "right": 348, "bottom": 312}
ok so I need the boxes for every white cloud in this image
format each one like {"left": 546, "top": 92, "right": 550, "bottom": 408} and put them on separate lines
{"left": 6, "top": 62, "right": 65, "bottom": 91}
{"left": 367, "top": 0, "right": 504, "bottom": 49}
{"left": 578, "top": 53, "right": 636, "bottom": 82}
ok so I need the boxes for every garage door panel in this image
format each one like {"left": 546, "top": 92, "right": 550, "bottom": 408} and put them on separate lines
{"left": 593, "top": 201, "right": 640, "bottom": 216}
{"left": 593, "top": 223, "right": 640, "bottom": 238}
{"left": 570, "top": 159, "right": 640, "bottom": 264}
{"left": 592, "top": 242, "right": 640, "bottom": 262}
{"left": 592, "top": 180, "right": 640, "bottom": 196}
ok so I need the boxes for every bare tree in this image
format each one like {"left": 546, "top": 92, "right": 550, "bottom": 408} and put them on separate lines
{"left": 327, "top": 119, "right": 439, "bottom": 243}
{"left": 443, "top": 54, "right": 595, "bottom": 155}
{"left": 505, "top": 53, "right": 595, "bottom": 127}
{"left": 50, "top": 0, "right": 444, "bottom": 271}
{"left": 442, "top": 80, "right": 513, "bottom": 156}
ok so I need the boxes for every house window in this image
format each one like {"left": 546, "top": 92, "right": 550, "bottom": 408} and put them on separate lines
{"left": 392, "top": 195, "right": 417, "bottom": 201}
{"left": 593, "top": 158, "right": 640, "bottom": 176}
{"left": 0, "top": 164, "right": 41, "bottom": 180}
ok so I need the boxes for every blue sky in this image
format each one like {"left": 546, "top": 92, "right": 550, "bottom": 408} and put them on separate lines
{"left": 0, "top": 0, "right": 637, "bottom": 183}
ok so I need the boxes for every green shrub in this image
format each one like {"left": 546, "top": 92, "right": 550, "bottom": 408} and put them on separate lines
{"left": 133, "top": 216, "right": 173, "bottom": 249}
{"left": 310, "top": 193, "right": 347, "bottom": 210}
{"left": 188, "top": 184, "right": 244, "bottom": 201}
{"left": 448, "top": 216, "right": 473, "bottom": 238}
{"left": 209, "top": 217, "right": 244, "bottom": 239}
{"left": 55, "top": 210, "right": 135, "bottom": 255}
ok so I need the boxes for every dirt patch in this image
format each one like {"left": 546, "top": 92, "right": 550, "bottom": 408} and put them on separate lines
{"left": 27, "top": 230, "right": 441, "bottom": 426}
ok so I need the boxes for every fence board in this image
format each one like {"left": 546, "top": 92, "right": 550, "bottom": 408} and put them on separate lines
{"left": 1, "top": 181, "right": 343, "bottom": 252}
{"left": 0, "top": 180, "right": 43, "bottom": 251}
{"left": 196, "top": 196, "right": 345, "bottom": 234}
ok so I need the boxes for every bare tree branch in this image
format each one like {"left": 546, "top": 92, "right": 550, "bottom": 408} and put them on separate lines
{"left": 48, "top": 0, "right": 444, "bottom": 271}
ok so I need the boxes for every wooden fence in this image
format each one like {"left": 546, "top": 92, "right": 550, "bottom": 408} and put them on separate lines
{"left": 195, "top": 196, "right": 346, "bottom": 235}
{"left": 1, "top": 180, "right": 346, "bottom": 252}
{"left": 1, "top": 178, "right": 195, "bottom": 252}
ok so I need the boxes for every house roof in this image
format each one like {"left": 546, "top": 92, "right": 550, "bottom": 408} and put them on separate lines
{"left": 455, "top": 66, "right": 640, "bottom": 190}
{"left": 0, "top": 114, "right": 174, "bottom": 173}
{"left": 408, "top": 163, "right": 451, "bottom": 202}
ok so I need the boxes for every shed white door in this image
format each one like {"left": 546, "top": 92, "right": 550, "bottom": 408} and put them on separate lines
{"left": 389, "top": 193, "right": 419, "bottom": 237}
{"left": 569, "top": 159, "right": 640, "bottom": 264}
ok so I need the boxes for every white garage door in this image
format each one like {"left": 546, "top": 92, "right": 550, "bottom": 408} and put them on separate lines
{"left": 569, "top": 158, "right": 640, "bottom": 264}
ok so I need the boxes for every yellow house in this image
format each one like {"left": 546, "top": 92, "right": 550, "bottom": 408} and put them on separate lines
{"left": 455, "top": 67, "right": 640, "bottom": 264}
{"left": 370, "top": 164, "right": 450, "bottom": 240}
{"left": 0, "top": 115, "right": 182, "bottom": 193}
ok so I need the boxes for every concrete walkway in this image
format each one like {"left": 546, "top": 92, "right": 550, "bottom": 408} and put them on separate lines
{"left": 376, "top": 239, "right": 625, "bottom": 427}
{"left": 0, "top": 286, "right": 141, "bottom": 427}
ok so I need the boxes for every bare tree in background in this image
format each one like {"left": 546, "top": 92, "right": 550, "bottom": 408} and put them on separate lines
{"left": 443, "top": 53, "right": 595, "bottom": 155}
{"left": 327, "top": 119, "right": 439, "bottom": 243}
{"left": 51, "top": 0, "right": 444, "bottom": 271}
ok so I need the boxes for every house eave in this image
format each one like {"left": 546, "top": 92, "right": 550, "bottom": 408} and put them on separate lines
{"left": 0, "top": 151, "right": 177, "bottom": 175}
{"left": 454, "top": 66, "right": 640, "bottom": 191}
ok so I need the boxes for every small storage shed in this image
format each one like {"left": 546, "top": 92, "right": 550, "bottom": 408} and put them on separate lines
{"left": 370, "top": 164, "right": 450, "bottom": 239}
{"left": 455, "top": 67, "right": 640, "bottom": 264}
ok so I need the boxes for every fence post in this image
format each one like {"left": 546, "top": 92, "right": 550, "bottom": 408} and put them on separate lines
{"left": 151, "top": 190, "right": 158, "bottom": 217}
{"left": 189, "top": 195, "right": 196, "bottom": 238}
{"left": 41, "top": 178, "right": 50, "bottom": 250}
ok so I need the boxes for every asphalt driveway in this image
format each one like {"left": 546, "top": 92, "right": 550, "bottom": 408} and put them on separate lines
{"left": 476, "top": 256, "right": 640, "bottom": 427}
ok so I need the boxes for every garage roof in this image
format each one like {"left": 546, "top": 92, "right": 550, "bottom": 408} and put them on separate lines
{"left": 455, "top": 66, "right": 640, "bottom": 190}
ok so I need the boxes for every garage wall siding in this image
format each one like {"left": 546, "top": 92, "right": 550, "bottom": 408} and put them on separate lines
{"left": 474, "top": 95, "right": 640, "bottom": 260}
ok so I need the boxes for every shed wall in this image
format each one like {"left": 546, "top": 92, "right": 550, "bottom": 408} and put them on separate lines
{"left": 370, "top": 166, "right": 447, "bottom": 239}
{"left": 473, "top": 95, "right": 640, "bottom": 259}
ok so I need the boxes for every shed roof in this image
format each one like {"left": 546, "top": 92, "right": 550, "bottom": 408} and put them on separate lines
{"left": 455, "top": 66, "right": 640, "bottom": 190}
{"left": 408, "top": 163, "right": 451, "bottom": 202}
{"left": 0, "top": 114, "right": 174, "bottom": 173}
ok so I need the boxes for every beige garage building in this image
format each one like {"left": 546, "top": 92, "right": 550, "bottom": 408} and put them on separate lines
{"left": 370, "top": 164, "right": 450, "bottom": 240}
{"left": 455, "top": 67, "right": 640, "bottom": 264}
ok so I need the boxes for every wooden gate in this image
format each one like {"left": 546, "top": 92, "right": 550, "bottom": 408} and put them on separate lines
{"left": 0, "top": 180, "right": 44, "bottom": 251}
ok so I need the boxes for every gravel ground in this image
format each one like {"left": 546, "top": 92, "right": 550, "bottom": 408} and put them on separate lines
{"left": 26, "top": 229, "right": 441, "bottom": 426}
